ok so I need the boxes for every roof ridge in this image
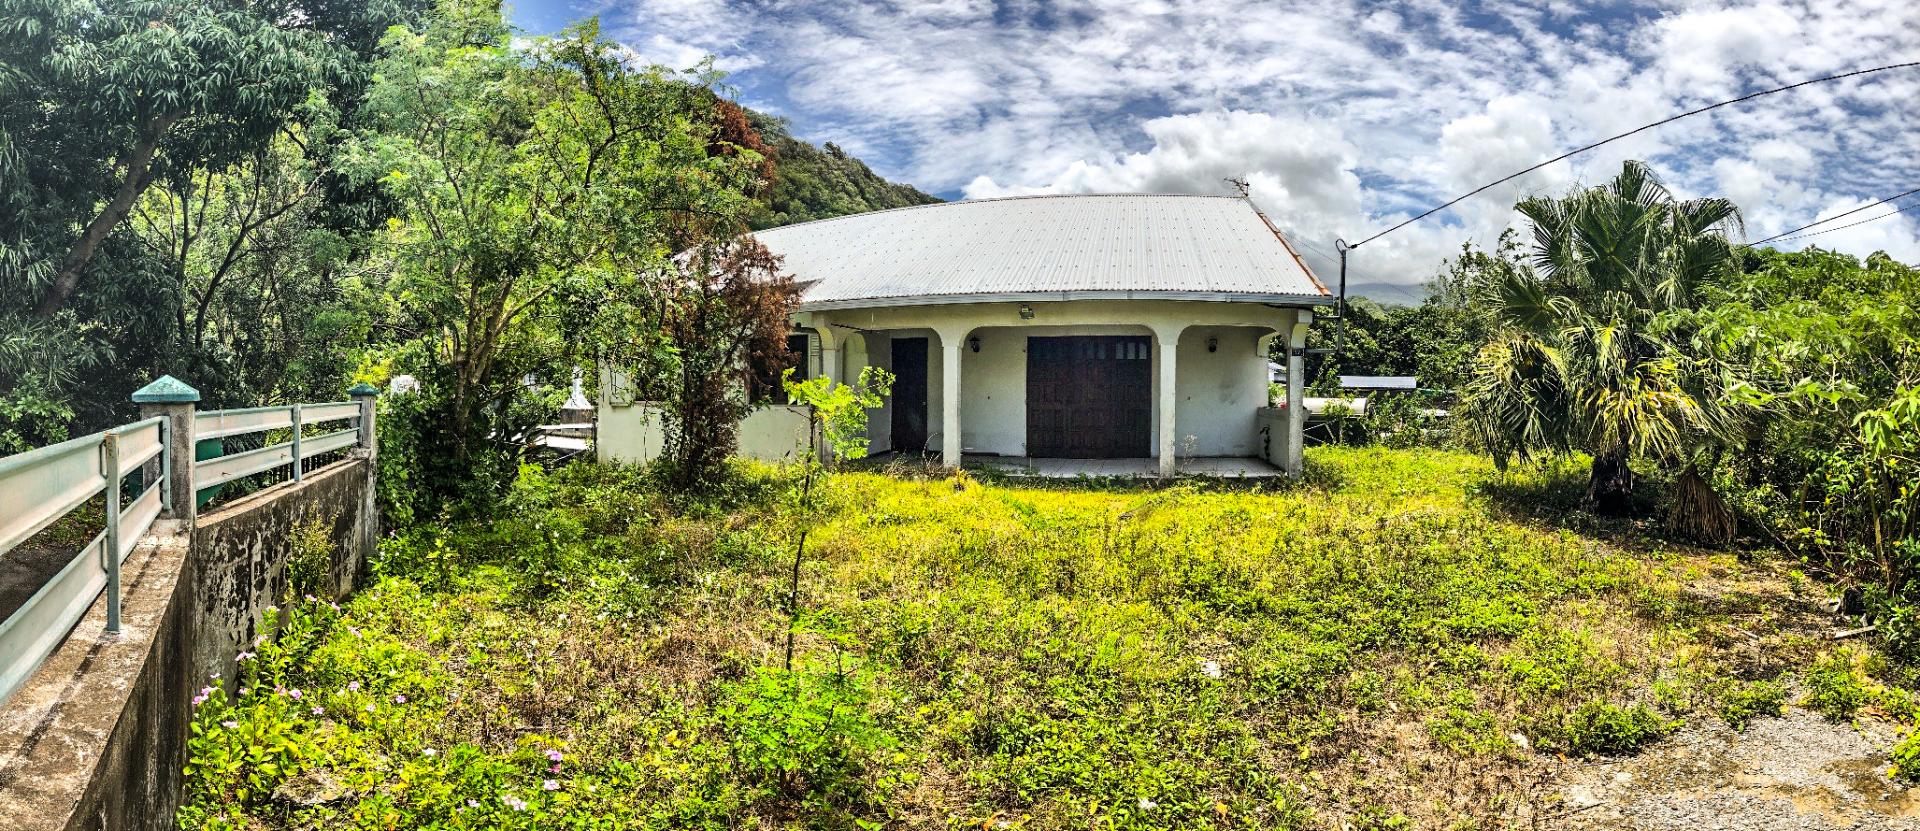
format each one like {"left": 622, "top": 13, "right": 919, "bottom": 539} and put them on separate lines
{"left": 752, "top": 192, "right": 1247, "bottom": 235}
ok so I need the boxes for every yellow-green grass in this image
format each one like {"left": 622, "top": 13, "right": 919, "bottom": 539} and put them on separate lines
{"left": 178, "top": 448, "right": 1834, "bottom": 830}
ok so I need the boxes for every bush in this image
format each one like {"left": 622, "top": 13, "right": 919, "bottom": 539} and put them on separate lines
{"left": 1526, "top": 699, "right": 1674, "bottom": 755}
{"left": 1716, "top": 679, "right": 1786, "bottom": 731}
{"left": 1803, "top": 649, "right": 1871, "bottom": 721}
{"left": 718, "top": 663, "right": 906, "bottom": 821}
{"left": 1892, "top": 728, "right": 1920, "bottom": 782}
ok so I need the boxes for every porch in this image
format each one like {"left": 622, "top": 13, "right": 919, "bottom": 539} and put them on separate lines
{"left": 961, "top": 454, "right": 1285, "bottom": 479}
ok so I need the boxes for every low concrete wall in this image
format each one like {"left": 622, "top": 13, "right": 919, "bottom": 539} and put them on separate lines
{"left": 0, "top": 457, "right": 376, "bottom": 831}
{"left": 597, "top": 402, "right": 817, "bottom": 465}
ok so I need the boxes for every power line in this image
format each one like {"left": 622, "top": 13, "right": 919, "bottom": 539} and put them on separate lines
{"left": 1751, "top": 186, "right": 1920, "bottom": 244}
{"left": 1350, "top": 61, "right": 1920, "bottom": 249}
{"left": 1765, "top": 200, "right": 1920, "bottom": 244}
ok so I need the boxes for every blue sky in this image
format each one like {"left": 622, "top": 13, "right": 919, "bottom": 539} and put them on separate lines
{"left": 508, "top": 0, "right": 1919, "bottom": 291}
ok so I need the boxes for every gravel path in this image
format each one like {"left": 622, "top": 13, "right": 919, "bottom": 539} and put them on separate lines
{"left": 1557, "top": 709, "right": 1920, "bottom": 830}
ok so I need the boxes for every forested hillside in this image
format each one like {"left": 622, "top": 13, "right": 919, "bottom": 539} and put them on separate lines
{"left": 744, "top": 112, "right": 942, "bottom": 230}
{"left": 0, "top": 0, "right": 930, "bottom": 467}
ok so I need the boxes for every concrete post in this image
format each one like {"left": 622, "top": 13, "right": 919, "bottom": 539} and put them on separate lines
{"left": 1154, "top": 326, "right": 1183, "bottom": 478}
{"left": 939, "top": 331, "right": 964, "bottom": 468}
{"left": 1285, "top": 311, "right": 1312, "bottom": 476}
{"left": 132, "top": 375, "right": 200, "bottom": 524}
{"left": 349, "top": 382, "right": 379, "bottom": 461}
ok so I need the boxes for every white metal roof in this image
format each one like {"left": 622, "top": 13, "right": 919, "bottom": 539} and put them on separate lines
{"left": 751, "top": 194, "right": 1331, "bottom": 311}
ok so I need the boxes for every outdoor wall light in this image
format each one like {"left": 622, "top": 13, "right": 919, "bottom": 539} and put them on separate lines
{"left": 1019, "top": 305, "right": 1035, "bottom": 320}
{"left": 968, "top": 336, "right": 982, "bottom": 353}
{"left": 1207, "top": 337, "right": 1219, "bottom": 353}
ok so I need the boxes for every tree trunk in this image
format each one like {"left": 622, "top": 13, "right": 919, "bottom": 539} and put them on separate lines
{"left": 1584, "top": 445, "right": 1635, "bottom": 515}
{"left": 35, "top": 110, "right": 186, "bottom": 317}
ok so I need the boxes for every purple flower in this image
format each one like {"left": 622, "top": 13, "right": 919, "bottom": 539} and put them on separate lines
{"left": 364, "top": 703, "right": 377, "bottom": 713}
{"left": 221, "top": 720, "right": 239, "bottom": 729}
{"left": 192, "top": 686, "right": 213, "bottom": 706}
{"left": 311, "top": 706, "right": 324, "bottom": 716}
{"left": 548, "top": 763, "right": 561, "bottom": 774}
{"left": 392, "top": 694, "right": 406, "bottom": 704}
{"left": 288, "top": 688, "right": 302, "bottom": 700}
{"left": 304, "top": 594, "right": 317, "bottom": 603}
{"left": 347, "top": 680, "right": 361, "bottom": 692}
{"left": 503, "top": 795, "right": 528, "bottom": 811}
{"left": 545, "top": 749, "right": 563, "bottom": 763}
{"left": 542, "top": 779, "right": 560, "bottom": 791}
{"left": 236, "top": 651, "right": 256, "bottom": 662}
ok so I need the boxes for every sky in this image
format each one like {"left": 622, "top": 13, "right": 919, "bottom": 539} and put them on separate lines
{"left": 510, "top": 0, "right": 1920, "bottom": 296}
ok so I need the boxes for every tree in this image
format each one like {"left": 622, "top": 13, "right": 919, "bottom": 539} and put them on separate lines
{"left": 1464, "top": 161, "right": 1743, "bottom": 514}
{"left": 643, "top": 236, "right": 800, "bottom": 490}
{"left": 346, "top": 8, "right": 768, "bottom": 492}
{"left": 0, "top": 0, "right": 351, "bottom": 317}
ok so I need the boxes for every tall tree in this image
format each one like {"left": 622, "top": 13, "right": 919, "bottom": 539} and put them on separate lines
{"left": 1465, "top": 160, "right": 1743, "bottom": 513}
{"left": 0, "top": 0, "right": 348, "bottom": 317}
{"left": 348, "top": 6, "right": 770, "bottom": 506}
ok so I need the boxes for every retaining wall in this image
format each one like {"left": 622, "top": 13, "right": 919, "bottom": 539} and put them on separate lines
{"left": 0, "top": 456, "right": 376, "bottom": 831}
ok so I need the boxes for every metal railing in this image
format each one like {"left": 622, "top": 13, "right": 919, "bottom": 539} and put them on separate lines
{"left": 195, "top": 401, "right": 360, "bottom": 492}
{"left": 0, "top": 418, "right": 167, "bottom": 704}
{"left": 0, "top": 378, "right": 378, "bottom": 707}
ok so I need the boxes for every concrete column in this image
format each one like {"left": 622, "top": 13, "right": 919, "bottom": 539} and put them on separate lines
{"left": 940, "top": 332, "right": 964, "bottom": 468}
{"left": 349, "top": 382, "right": 379, "bottom": 461}
{"left": 1285, "top": 311, "right": 1312, "bottom": 476}
{"left": 1154, "top": 327, "right": 1181, "bottom": 478}
{"left": 132, "top": 375, "right": 200, "bottom": 523}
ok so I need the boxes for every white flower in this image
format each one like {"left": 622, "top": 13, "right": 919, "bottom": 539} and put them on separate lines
{"left": 1199, "top": 660, "right": 1222, "bottom": 679}
{"left": 1139, "top": 797, "right": 1158, "bottom": 810}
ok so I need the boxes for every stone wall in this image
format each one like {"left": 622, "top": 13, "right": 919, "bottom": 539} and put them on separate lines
{"left": 0, "top": 456, "right": 377, "bottom": 831}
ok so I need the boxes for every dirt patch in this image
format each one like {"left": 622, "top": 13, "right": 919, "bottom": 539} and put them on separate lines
{"left": 1557, "top": 708, "right": 1920, "bottom": 830}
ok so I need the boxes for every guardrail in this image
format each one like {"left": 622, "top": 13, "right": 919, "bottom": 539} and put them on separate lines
{"left": 0, "top": 377, "right": 379, "bottom": 706}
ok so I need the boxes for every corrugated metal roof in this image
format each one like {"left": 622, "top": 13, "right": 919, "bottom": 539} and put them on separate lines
{"left": 751, "top": 194, "right": 1332, "bottom": 310}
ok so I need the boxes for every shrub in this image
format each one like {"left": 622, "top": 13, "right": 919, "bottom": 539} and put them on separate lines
{"left": 1892, "top": 727, "right": 1920, "bottom": 782}
{"left": 1526, "top": 699, "right": 1674, "bottom": 755}
{"left": 1716, "top": 679, "right": 1786, "bottom": 730}
{"left": 718, "top": 663, "right": 905, "bottom": 821}
{"left": 1803, "top": 649, "right": 1871, "bottom": 721}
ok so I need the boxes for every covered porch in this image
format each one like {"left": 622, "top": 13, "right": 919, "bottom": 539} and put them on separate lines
{"left": 802, "top": 298, "right": 1314, "bottom": 477}
{"left": 960, "top": 454, "right": 1285, "bottom": 479}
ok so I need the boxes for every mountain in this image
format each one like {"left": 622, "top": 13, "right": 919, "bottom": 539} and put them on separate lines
{"left": 745, "top": 112, "right": 942, "bottom": 230}
{"left": 1347, "top": 280, "right": 1428, "bottom": 308}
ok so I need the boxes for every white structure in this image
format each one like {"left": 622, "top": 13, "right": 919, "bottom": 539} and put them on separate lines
{"left": 599, "top": 194, "right": 1330, "bottom": 476}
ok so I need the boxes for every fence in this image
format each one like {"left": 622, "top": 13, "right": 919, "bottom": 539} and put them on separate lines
{"left": 0, "top": 377, "right": 378, "bottom": 706}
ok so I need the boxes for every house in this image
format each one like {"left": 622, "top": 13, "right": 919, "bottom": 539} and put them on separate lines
{"left": 598, "top": 193, "right": 1331, "bottom": 476}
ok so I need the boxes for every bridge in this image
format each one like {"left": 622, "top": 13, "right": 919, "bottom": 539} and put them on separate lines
{"left": 0, "top": 378, "right": 382, "bottom": 831}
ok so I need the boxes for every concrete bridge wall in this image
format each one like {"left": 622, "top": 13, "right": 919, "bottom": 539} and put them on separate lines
{"left": 0, "top": 456, "right": 377, "bottom": 831}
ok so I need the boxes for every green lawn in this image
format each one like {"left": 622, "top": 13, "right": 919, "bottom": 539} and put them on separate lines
{"left": 181, "top": 448, "right": 1862, "bottom": 830}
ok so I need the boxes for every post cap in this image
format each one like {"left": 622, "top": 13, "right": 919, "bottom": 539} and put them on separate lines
{"left": 131, "top": 375, "right": 201, "bottom": 403}
{"left": 347, "top": 382, "right": 380, "bottom": 397}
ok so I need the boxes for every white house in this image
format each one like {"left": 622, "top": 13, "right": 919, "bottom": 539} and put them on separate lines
{"left": 598, "top": 193, "right": 1331, "bottom": 476}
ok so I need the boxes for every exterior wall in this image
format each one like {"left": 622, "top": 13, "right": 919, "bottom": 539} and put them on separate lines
{"left": 737, "top": 406, "right": 813, "bottom": 461}
{"left": 0, "top": 458, "right": 377, "bottom": 831}
{"left": 1173, "top": 326, "right": 1269, "bottom": 457}
{"left": 596, "top": 300, "right": 1311, "bottom": 467}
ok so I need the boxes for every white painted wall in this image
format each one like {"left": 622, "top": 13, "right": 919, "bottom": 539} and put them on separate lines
{"left": 1173, "top": 326, "right": 1269, "bottom": 457}
{"left": 600, "top": 300, "right": 1312, "bottom": 470}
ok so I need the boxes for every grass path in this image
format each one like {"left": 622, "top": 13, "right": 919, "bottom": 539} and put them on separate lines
{"left": 179, "top": 448, "right": 1883, "bottom": 830}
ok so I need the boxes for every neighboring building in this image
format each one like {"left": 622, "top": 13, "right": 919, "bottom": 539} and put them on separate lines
{"left": 599, "top": 193, "right": 1331, "bottom": 476}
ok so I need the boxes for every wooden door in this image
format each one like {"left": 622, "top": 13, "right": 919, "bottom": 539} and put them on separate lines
{"left": 890, "top": 337, "right": 929, "bottom": 454}
{"left": 1026, "top": 336, "right": 1151, "bottom": 457}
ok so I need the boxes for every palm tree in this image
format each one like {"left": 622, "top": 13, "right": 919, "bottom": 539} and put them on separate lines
{"left": 1465, "top": 161, "right": 1743, "bottom": 515}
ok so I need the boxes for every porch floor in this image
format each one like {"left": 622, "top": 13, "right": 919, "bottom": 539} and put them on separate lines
{"left": 962, "top": 455, "right": 1284, "bottom": 479}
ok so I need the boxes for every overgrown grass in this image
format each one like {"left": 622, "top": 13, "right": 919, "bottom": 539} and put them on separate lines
{"left": 179, "top": 448, "right": 1845, "bottom": 829}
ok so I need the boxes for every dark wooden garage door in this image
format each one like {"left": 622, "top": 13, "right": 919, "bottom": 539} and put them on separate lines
{"left": 1027, "top": 336, "right": 1152, "bottom": 458}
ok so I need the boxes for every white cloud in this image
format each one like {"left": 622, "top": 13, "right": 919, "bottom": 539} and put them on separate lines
{"left": 564, "top": 0, "right": 1920, "bottom": 293}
